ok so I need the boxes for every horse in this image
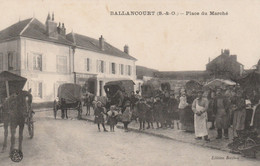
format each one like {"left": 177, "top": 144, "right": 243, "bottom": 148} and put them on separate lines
{"left": 1, "top": 89, "right": 32, "bottom": 155}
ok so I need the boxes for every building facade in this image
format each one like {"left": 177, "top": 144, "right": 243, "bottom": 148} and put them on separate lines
{"left": 0, "top": 14, "right": 137, "bottom": 102}
{"left": 206, "top": 49, "right": 244, "bottom": 80}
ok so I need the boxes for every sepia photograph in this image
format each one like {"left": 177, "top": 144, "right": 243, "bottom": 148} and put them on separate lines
{"left": 0, "top": 0, "right": 260, "bottom": 165}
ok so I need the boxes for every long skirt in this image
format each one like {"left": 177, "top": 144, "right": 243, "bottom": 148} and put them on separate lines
{"left": 146, "top": 110, "right": 154, "bottom": 123}
{"left": 233, "top": 109, "right": 246, "bottom": 131}
{"left": 179, "top": 107, "right": 194, "bottom": 132}
{"left": 94, "top": 115, "right": 104, "bottom": 124}
{"left": 194, "top": 113, "right": 208, "bottom": 137}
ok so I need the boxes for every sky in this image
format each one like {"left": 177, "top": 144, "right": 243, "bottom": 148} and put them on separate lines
{"left": 0, "top": 0, "right": 259, "bottom": 71}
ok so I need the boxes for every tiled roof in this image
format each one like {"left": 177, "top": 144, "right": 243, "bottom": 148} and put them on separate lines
{"left": 0, "top": 18, "right": 32, "bottom": 41}
{"left": 66, "top": 33, "right": 137, "bottom": 61}
{"left": 0, "top": 18, "right": 74, "bottom": 46}
{"left": 0, "top": 17, "right": 137, "bottom": 61}
{"left": 21, "top": 19, "right": 73, "bottom": 46}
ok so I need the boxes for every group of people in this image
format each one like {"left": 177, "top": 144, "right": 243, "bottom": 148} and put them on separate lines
{"left": 92, "top": 87, "right": 260, "bottom": 142}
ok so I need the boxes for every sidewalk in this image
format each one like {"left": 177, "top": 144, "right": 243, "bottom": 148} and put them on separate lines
{"left": 81, "top": 108, "right": 234, "bottom": 153}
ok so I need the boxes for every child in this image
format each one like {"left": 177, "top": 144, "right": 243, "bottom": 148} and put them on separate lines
{"left": 94, "top": 101, "right": 108, "bottom": 132}
{"left": 121, "top": 100, "right": 132, "bottom": 132}
{"left": 107, "top": 105, "right": 118, "bottom": 132}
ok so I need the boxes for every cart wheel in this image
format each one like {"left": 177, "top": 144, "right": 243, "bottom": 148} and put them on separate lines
{"left": 53, "top": 100, "right": 57, "bottom": 119}
{"left": 28, "top": 119, "right": 34, "bottom": 139}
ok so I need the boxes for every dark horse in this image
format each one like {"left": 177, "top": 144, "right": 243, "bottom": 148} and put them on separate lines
{"left": 1, "top": 89, "right": 32, "bottom": 154}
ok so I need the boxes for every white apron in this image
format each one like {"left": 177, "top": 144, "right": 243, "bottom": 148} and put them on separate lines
{"left": 194, "top": 102, "right": 208, "bottom": 137}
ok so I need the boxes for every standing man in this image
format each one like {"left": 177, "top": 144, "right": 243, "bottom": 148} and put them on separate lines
{"left": 192, "top": 90, "right": 210, "bottom": 141}
{"left": 167, "top": 93, "right": 178, "bottom": 129}
{"left": 213, "top": 88, "right": 230, "bottom": 139}
{"left": 136, "top": 99, "right": 145, "bottom": 130}
{"left": 153, "top": 96, "right": 164, "bottom": 129}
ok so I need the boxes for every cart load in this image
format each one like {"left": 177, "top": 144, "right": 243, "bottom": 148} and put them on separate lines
{"left": 54, "top": 83, "right": 83, "bottom": 119}
{"left": 184, "top": 80, "right": 203, "bottom": 95}
{"left": 104, "top": 80, "right": 135, "bottom": 107}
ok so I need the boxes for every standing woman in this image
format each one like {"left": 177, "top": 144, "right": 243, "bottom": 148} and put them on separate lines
{"left": 207, "top": 90, "right": 216, "bottom": 130}
{"left": 121, "top": 100, "right": 132, "bottom": 132}
{"left": 192, "top": 90, "right": 210, "bottom": 141}
{"left": 94, "top": 101, "right": 108, "bottom": 132}
{"left": 178, "top": 90, "right": 189, "bottom": 130}
{"left": 232, "top": 89, "right": 246, "bottom": 138}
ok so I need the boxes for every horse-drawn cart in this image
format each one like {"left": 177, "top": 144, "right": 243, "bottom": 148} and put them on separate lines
{"left": 53, "top": 83, "right": 83, "bottom": 119}
{"left": 0, "top": 71, "right": 34, "bottom": 162}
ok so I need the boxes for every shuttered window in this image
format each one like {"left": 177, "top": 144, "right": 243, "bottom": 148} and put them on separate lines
{"left": 120, "top": 64, "right": 124, "bottom": 75}
{"left": 32, "top": 81, "right": 43, "bottom": 98}
{"left": 57, "top": 56, "right": 67, "bottom": 73}
{"left": 128, "top": 65, "right": 132, "bottom": 76}
{"left": 33, "top": 53, "right": 42, "bottom": 71}
{"left": 8, "top": 52, "right": 14, "bottom": 70}
{"left": 97, "top": 60, "right": 105, "bottom": 73}
{"left": 111, "top": 62, "right": 116, "bottom": 74}
{"left": 85, "top": 58, "right": 90, "bottom": 72}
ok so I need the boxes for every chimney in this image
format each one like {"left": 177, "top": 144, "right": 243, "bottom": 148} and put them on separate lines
{"left": 99, "top": 35, "right": 104, "bottom": 50}
{"left": 62, "top": 23, "right": 66, "bottom": 35}
{"left": 223, "top": 49, "right": 230, "bottom": 55}
{"left": 221, "top": 49, "right": 223, "bottom": 54}
{"left": 45, "top": 12, "right": 58, "bottom": 38}
{"left": 124, "top": 45, "right": 129, "bottom": 54}
{"left": 57, "top": 22, "right": 61, "bottom": 34}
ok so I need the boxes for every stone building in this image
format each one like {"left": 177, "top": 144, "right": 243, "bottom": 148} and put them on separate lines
{"left": 206, "top": 49, "right": 244, "bottom": 80}
{"left": 0, "top": 13, "right": 137, "bottom": 102}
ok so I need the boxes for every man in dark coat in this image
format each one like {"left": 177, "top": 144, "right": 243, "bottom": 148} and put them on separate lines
{"left": 136, "top": 98, "right": 150, "bottom": 130}
{"left": 146, "top": 97, "right": 154, "bottom": 129}
{"left": 213, "top": 88, "right": 230, "bottom": 139}
{"left": 167, "top": 93, "right": 178, "bottom": 129}
{"left": 153, "top": 96, "right": 164, "bottom": 128}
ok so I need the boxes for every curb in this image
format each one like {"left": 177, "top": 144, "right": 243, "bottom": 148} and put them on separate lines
{"left": 81, "top": 117, "right": 231, "bottom": 153}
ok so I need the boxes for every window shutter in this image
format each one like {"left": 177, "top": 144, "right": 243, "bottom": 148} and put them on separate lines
{"left": 125, "top": 65, "right": 127, "bottom": 75}
{"left": 96, "top": 60, "right": 99, "bottom": 72}
{"left": 12, "top": 52, "right": 17, "bottom": 70}
{"left": 42, "top": 54, "right": 46, "bottom": 71}
{"left": 104, "top": 61, "right": 106, "bottom": 73}
{"left": 115, "top": 63, "right": 117, "bottom": 74}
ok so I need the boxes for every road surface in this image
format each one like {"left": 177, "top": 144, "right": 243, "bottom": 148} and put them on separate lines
{"left": 0, "top": 110, "right": 259, "bottom": 166}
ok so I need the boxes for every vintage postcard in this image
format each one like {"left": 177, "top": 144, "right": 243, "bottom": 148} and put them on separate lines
{"left": 0, "top": 0, "right": 259, "bottom": 165}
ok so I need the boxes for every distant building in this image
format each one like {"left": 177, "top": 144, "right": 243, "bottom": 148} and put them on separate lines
{"left": 206, "top": 49, "right": 244, "bottom": 80}
{"left": 0, "top": 14, "right": 137, "bottom": 102}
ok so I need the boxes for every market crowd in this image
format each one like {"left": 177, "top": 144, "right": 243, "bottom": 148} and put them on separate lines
{"left": 87, "top": 87, "right": 260, "bottom": 142}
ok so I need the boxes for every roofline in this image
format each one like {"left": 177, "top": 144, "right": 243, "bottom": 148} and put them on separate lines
{"left": 19, "top": 18, "right": 34, "bottom": 35}
{"left": 20, "top": 36, "right": 75, "bottom": 47}
{"left": 0, "top": 36, "right": 20, "bottom": 44}
{"left": 74, "top": 45, "right": 137, "bottom": 61}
